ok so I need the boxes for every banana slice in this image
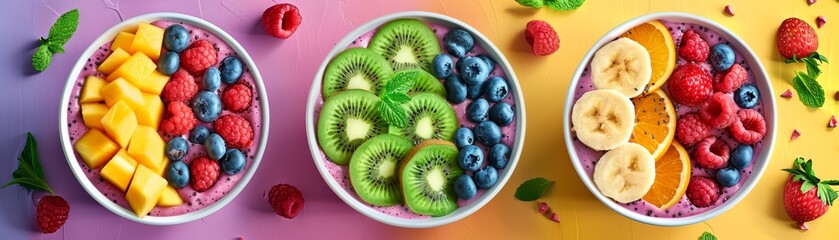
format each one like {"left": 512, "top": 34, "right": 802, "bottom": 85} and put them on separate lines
{"left": 590, "top": 38, "right": 652, "bottom": 98}
{"left": 571, "top": 89, "right": 635, "bottom": 151}
{"left": 593, "top": 142, "right": 655, "bottom": 203}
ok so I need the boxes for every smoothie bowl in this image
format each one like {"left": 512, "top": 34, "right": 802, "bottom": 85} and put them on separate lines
{"left": 59, "top": 13, "right": 269, "bottom": 225}
{"left": 563, "top": 12, "right": 776, "bottom": 226}
{"left": 306, "top": 12, "right": 525, "bottom": 228}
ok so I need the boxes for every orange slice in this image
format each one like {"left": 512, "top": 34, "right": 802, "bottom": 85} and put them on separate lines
{"left": 642, "top": 142, "right": 691, "bottom": 209}
{"left": 629, "top": 89, "right": 676, "bottom": 160}
{"left": 620, "top": 20, "right": 676, "bottom": 93}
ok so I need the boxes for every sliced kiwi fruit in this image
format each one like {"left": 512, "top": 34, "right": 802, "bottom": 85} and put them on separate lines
{"left": 384, "top": 69, "right": 446, "bottom": 97}
{"left": 323, "top": 47, "right": 394, "bottom": 99}
{"left": 317, "top": 90, "right": 388, "bottom": 165}
{"left": 389, "top": 93, "right": 457, "bottom": 144}
{"left": 399, "top": 140, "right": 463, "bottom": 216}
{"left": 348, "top": 134, "right": 413, "bottom": 206}
{"left": 369, "top": 19, "right": 441, "bottom": 73}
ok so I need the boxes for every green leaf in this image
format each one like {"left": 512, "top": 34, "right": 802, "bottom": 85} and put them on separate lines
{"left": 47, "top": 42, "right": 64, "bottom": 53}
{"left": 544, "top": 0, "right": 585, "bottom": 10}
{"left": 1, "top": 132, "right": 54, "bottom": 194}
{"left": 699, "top": 232, "right": 717, "bottom": 240}
{"left": 378, "top": 99, "right": 409, "bottom": 128}
{"left": 515, "top": 0, "right": 544, "bottom": 8}
{"left": 384, "top": 71, "right": 417, "bottom": 94}
{"left": 514, "top": 177, "right": 554, "bottom": 201}
{"left": 803, "top": 58, "right": 821, "bottom": 78}
{"left": 47, "top": 9, "right": 79, "bottom": 46}
{"left": 792, "top": 72, "right": 825, "bottom": 108}
{"left": 801, "top": 180, "right": 816, "bottom": 193}
{"left": 821, "top": 180, "right": 839, "bottom": 185}
{"left": 32, "top": 45, "right": 52, "bottom": 72}
{"left": 387, "top": 92, "right": 411, "bottom": 105}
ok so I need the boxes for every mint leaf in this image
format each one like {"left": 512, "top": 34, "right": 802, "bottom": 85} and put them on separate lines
{"left": 1, "top": 133, "right": 54, "bottom": 194}
{"left": 47, "top": 42, "right": 64, "bottom": 54}
{"left": 378, "top": 72, "right": 417, "bottom": 127}
{"left": 699, "top": 232, "right": 717, "bottom": 240}
{"left": 515, "top": 177, "right": 554, "bottom": 201}
{"left": 47, "top": 9, "right": 79, "bottom": 46}
{"left": 32, "top": 45, "right": 52, "bottom": 72}
{"left": 516, "top": 0, "right": 544, "bottom": 8}
{"left": 384, "top": 71, "right": 417, "bottom": 94}
{"left": 379, "top": 98, "right": 409, "bottom": 128}
{"left": 792, "top": 72, "right": 824, "bottom": 108}
{"left": 544, "top": 0, "right": 585, "bottom": 10}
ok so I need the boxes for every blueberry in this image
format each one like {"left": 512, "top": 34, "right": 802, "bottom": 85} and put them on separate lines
{"left": 489, "top": 144, "right": 510, "bottom": 169}
{"left": 477, "top": 54, "right": 496, "bottom": 71}
{"left": 219, "top": 56, "right": 243, "bottom": 84}
{"left": 467, "top": 99, "right": 490, "bottom": 123}
{"left": 454, "top": 127, "right": 474, "bottom": 149}
{"left": 189, "top": 125, "right": 211, "bottom": 144}
{"left": 165, "top": 137, "right": 189, "bottom": 161}
{"left": 432, "top": 54, "right": 454, "bottom": 79}
{"left": 443, "top": 29, "right": 474, "bottom": 58}
{"left": 459, "top": 56, "right": 489, "bottom": 86}
{"left": 710, "top": 44, "right": 736, "bottom": 72}
{"left": 473, "top": 166, "right": 498, "bottom": 189}
{"left": 457, "top": 145, "right": 484, "bottom": 171}
{"left": 489, "top": 102, "right": 514, "bottom": 126}
{"left": 474, "top": 121, "right": 502, "bottom": 146}
{"left": 166, "top": 161, "right": 190, "bottom": 188}
{"left": 163, "top": 24, "right": 190, "bottom": 53}
{"left": 466, "top": 80, "right": 484, "bottom": 99}
{"left": 203, "top": 67, "right": 222, "bottom": 91}
{"left": 484, "top": 76, "right": 509, "bottom": 102}
{"left": 730, "top": 144, "right": 753, "bottom": 170}
{"left": 453, "top": 174, "right": 477, "bottom": 200}
{"left": 220, "top": 149, "right": 246, "bottom": 175}
{"left": 157, "top": 52, "right": 179, "bottom": 76}
{"left": 191, "top": 91, "right": 222, "bottom": 122}
{"left": 734, "top": 83, "right": 760, "bottom": 109}
{"left": 716, "top": 167, "right": 741, "bottom": 187}
{"left": 205, "top": 133, "right": 226, "bottom": 160}
{"left": 445, "top": 74, "right": 467, "bottom": 103}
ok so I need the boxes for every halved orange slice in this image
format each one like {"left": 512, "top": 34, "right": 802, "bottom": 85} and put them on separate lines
{"left": 629, "top": 89, "right": 676, "bottom": 160}
{"left": 642, "top": 142, "right": 691, "bottom": 209}
{"left": 620, "top": 20, "right": 676, "bottom": 93}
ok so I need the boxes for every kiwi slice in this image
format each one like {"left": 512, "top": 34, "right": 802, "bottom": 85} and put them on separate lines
{"left": 317, "top": 90, "right": 388, "bottom": 165}
{"left": 349, "top": 134, "right": 413, "bottom": 206}
{"left": 369, "top": 19, "right": 441, "bottom": 73}
{"left": 385, "top": 69, "right": 446, "bottom": 97}
{"left": 323, "top": 47, "right": 394, "bottom": 99}
{"left": 389, "top": 93, "right": 457, "bottom": 144}
{"left": 399, "top": 140, "right": 463, "bottom": 216}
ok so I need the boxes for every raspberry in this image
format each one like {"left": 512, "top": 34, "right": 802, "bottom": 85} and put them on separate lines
{"left": 180, "top": 40, "right": 218, "bottom": 75}
{"left": 693, "top": 137, "right": 731, "bottom": 170}
{"left": 675, "top": 112, "right": 712, "bottom": 146}
{"left": 686, "top": 176, "right": 720, "bottom": 208}
{"left": 729, "top": 109, "right": 767, "bottom": 144}
{"left": 699, "top": 92, "right": 738, "bottom": 129}
{"left": 222, "top": 83, "right": 252, "bottom": 112}
{"left": 667, "top": 63, "right": 713, "bottom": 106}
{"left": 679, "top": 30, "right": 710, "bottom": 62}
{"left": 190, "top": 156, "right": 219, "bottom": 192}
{"left": 525, "top": 20, "right": 560, "bottom": 56}
{"left": 161, "top": 102, "right": 197, "bottom": 135}
{"left": 262, "top": 3, "right": 302, "bottom": 39}
{"left": 162, "top": 69, "right": 198, "bottom": 103}
{"left": 36, "top": 195, "right": 69, "bottom": 233}
{"left": 713, "top": 63, "right": 748, "bottom": 93}
{"left": 267, "top": 184, "right": 305, "bottom": 219}
{"left": 214, "top": 115, "right": 254, "bottom": 148}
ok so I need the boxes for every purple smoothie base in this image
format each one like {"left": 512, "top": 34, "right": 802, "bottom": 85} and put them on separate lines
{"left": 313, "top": 22, "right": 517, "bottom": 219}
{"left": 66, "top": 20, "right": 263, "bottom": 217}
{"left": 569, "top": 20, "right": 766, "bottom": 218}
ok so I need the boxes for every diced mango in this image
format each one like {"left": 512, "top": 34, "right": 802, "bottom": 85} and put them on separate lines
{"left": 74, "top": 129, "right": 120, "bottom": 168}
{"left": 127, "top": 125, "right": 165, "bottom": 171}
{"left": 125, "top": 164, "right": 168, "bottom": 217}
{"left": 97, "top": 48, "right": 131, "bottom": 75}
{"left": 81, "top": 103, "right": 109, "bottom": 131}
{"left": 101, "top": 149, "right": 139, "bottom": 192}
{"left": 138, "top": 70, "right": 169, "bottom": 95}
{"left": 79, "top": 76, "right": 107, "bottom": 104}
{"left": 107, "top": 52, "right": 156, "bottom": 85}
{"left": 157, "top": 186, "right": 184, "bottom": 207}
{"left": 151, "top": 153, "right": 168, "bottom": 176}
{"left": 130, "top": 23, "right": 164, "bottom": 60}
{"left": 100, "top": 101, "right": 138, "bottom": 148}
{"left": 110, "top": 32, "right": 135, "bottom": 52}
{"left": 101, "top": 78, "right": 145, "bottom": 110}
{"left": 135, "top": 93, "right": 163, "bottom": 128}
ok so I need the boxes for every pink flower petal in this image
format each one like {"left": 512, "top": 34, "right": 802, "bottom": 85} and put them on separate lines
{"left": 829, "top": 116, "right": 837, "bottom": 128}
{"left": 549, "top": 213, "right": 560, "bottom": 223}
{"left": 781, "top": 89, "right": 792, "bottom": 98}
{"left": 791, "top": 130, "right": 801, "bottom": 140}
{"left": 817, "top": 16, "right": 827, "bottom": 28}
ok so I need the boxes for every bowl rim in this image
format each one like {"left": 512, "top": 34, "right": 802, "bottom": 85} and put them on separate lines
{"left": 562, "top": 12, "right": 777, "bottom": 226}
{"left": 58, "top": 12, "right": 270, "bottom": 225}
{"left": 304, "top": 11, "right": 526, "bottom": 228}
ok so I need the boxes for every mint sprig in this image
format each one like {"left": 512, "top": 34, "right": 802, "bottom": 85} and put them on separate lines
{"left": 699, "top": 231, "right": 717, "bottom": 240}
{"left": 544, "top": 0, "right": 585, "bottom": 10}
{"left": 782, "top": 157, "right": 839, "bottom": 206}
{"left": 32, "top": 9, "right": 79, "bottom": 72}
{"left": 787, "top": 52, "right": 828, "bottom": 108}
{"left": 1, "top": 133, "right": 55, "bottom": 195}
{"left": 378, "top": 71, "right": 417, "bottom": 128}
{"left": 515, "top": 177, "right": 554, "bottom": 201}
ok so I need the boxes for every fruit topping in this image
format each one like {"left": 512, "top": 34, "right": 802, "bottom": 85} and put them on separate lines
{"left": 642, "top": 142, "right": 691, "bottom": 209}
{"left": 710, "top": 44, "right": 736, "bottom": 72}
{"left": 686, "top": 176, "right": 719, "bottom": 207}
{"left": 389, "top": 93, "right": 457, "bottom": 144}
{"left": 477, "top": 54, "right": 496, "bottom": 71}
{"left": 157, "top": 52, "right": 179, "bottom": 76}
{"left": 203, "top": 67, "right": 222, "bottom": 91}
{"left": 444, "top": 75, "right": 467, "bottom": 104}
{"left": 590, "top": 38, "right": 651, "bottom": 98}
{"left": 675, "top": 112, "right": 712, "bottom": 146}
{"left": 348, "top": 134, "right": 412, "bottom": 206}
{"left": 163, "top": 24, "right": 190, "bottom": 53}
{"left": 190, "top": 156, "right": 219, "bottom": 192}
{"left": 457, "top": 145, "right": 484, "bottom": 171}
{"left": 733, "top": 83, "right": 760, "bottom": 109}
{"left": 781, "top": 89, "right": 793, "bottom": 98}
{"left": 268, "top": 184, "right": 305, "bottom": 219}
{"left": 474, "top": 166, "right": 499, "bottom": 189}
{"left": 222, "top": 83, "right": 253, "bottom": 112}
{"left": 693, "top": 137, "right": 730, "bottom": 170}
{"left": 454, "top": 127, "right": 474, "bottom": 149}
{"left": 443, "top": 29, "right": 475, "bottom": 58}
{"left": 572, "top": 89, "right": 635, "bottom": 150}
{"left": 474, "top": 120, "right": 503, "bottom": 146}
{"left": 262, "top": 3, "right": 302, "bottom": 39}
{"left": 777, "top": 18, "right": 818, "bottom": 59}
{"left": 593, "top": 143, "right": 655, "bottom": 203}
{"left": 667, "top": 63, "right": 712, "bottom": 106}
{"left": 484, "top": 76, "right": 510, "bottom": 103}
{"left": 205, "top": 133, "right": 227, "bottom": 160}
{"left": 489, "top": 143, "right": 511, "bottom": 169}
{"left": 728, "top": 109, "right": 767, "bottom": 145}
{"left": 782, "top": 158, "right": 839, "bottom": 230}
{"left": 192, "top": 91, "right": 223, "bottom": 122}
{"left": 699, "top": 92, "right": 737, "bottom": 129}
{"left": 619, "top": 20, "right": 676, "bottom": 93}
{"left": 400, "top": 141, "right": 462, "bottom": 216}
{"left": 716, "top": 167, "right": 740, "bottom": 187}
{"left": 489, "top": 102, "right": 514, "bottom": 126}
{"left": 166, "top": 161, "right": 190, "bottom": 188}
{"left": 453, "top": 174, "right": 478, "bottom": 200}
{"left": 678, "top": 30, "right": 710, "bottom": 62}
{"left": 220, "top": 149, "right": 247, "bottom": 175}
{"left": 466, "top": 98, "right": 489, "bottom": 123}
{"left": 317, "top": 90, "right": 387, "bottom": 165}
{"left": 161, "top": 101, "right": 197, "bottom": 135}
{"left": 219, "top": 56, "right": 244, "bottom": 84}
{"left": 180, "top": 40, "right": 218, "bottom": 75}
{"left": 369, "top": 19, "right": 440, "bottom": 73}
{"left": 525, "top": 20, "right": 560, "bottom": 56}
{"left": 432, "top": 54, "right": 454, "bottom": 79}
{"left": 162, "top": 69, "right": 199, "bottom": 103}
{"left": 215, "top": 114, "right": 254, "bottom": 149}
{"left": 459, "top": 56, "right": 490, "bottom": 86}
{"left": 730, "top": 144, "right": 753, "bottom": 170}
{"left": 189, "top": 125, "right": 211, "bottom": 144}
{"left": 629, "top": 89, "right": 676, "bottom": 159}
{"left": 165, "top": 137, "right": 189, "bottom": 161}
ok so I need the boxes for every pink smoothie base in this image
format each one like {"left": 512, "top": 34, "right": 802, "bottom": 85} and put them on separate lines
{"left": 313, "top": 21, "right": 517, "bottom": 219}
{"left": 569, "top": 20, "right": 765, "bottom": 218}
{"left": 65, "top": 20, "right": 263, "bottom": 217}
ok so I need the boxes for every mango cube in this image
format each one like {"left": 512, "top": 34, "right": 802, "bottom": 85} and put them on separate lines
{"left": 138, "top": 70, "right": 169, "bottom": 95}
{"left": 107, "top": 52, "right": 156, "bottom": 85}
{"left": 101, "top": 149, "right": 139, "bottom": 191}
{"left": 97, "top": 48, "right": 131, "bottom": 75}
{"left": 101, "top": 78, "right": 145, "bottom": 110}
{"left": 81, "top": 103, "right": 109, "bottom": 131}
{"left": 135, "top": 93, "right": 163, "bottom": 128}
{"left": 100, "top": 101, "right": 138, "bottom": 147}
{"left": 151, "top": 153, "right": 168, "bottom": 176}
{"left": 130, "top": 23, "right": 164, "bottom": 60}
{"left": 157, "top": 186, "right": 184, "bottom": 207}
{"left": 110, "top": 32, "right": 135, "bottom": 52}
{"left": 127, "top": 125, "right": 165, "bottom": 171}
{"left": 79, "top": 76, "right": 107, "bottom": 104}
{"left": 125, "top": 164, "right": 168, "bottom": 217}
{"left": 74, "top": 129, "right": 120, "bottom": 168}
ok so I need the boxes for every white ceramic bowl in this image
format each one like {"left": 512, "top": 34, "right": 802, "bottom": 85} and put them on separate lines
{"left": 306, "top": 11, "right": 526, "bottom": 228}
{"left": 563, "top": 12, "right": 776, "bottom": 226}
{"left": 58, "top": 13, "right": 270, "bottom": 225}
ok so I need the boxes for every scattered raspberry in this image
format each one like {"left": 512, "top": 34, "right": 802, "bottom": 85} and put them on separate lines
{"left": 679, "top": 30, "right": 710, "bottom": 62}
{"left": 190, "top": 157, "right": 219, "bottom": 192}
{"left": 777, "top": 18, "right": 818, "bottom": 59}
{"left": 699, "top": 92, "right": 738, "bottom": 129}
{"left": 817, "top": 16, "right": 827, "bottom": 29}
{"left": 162, "top": 69, "right": 198, "bottom": 103}
{"left": 693, "top": 137, "right": 731, "bottom": 170}
{"left": 262, "top": 3, "right": 302, "bottom": 39}
{"left": 525, "top": 20, "right": 560, "bottom": 56}
{"left": 549, "top": 212, "right": 560, "bottom": 223}
{"left": 36, "top": 195, "right": 69, "bottom": 233}
{"left": 538, "top": 202, "right": 550, "bottom": 214}
{"left": 724, "top": 5, "right": 735, "bottom": 16}
{"left": 829, "top": 115, "right": 837, "bottom": 128}
{"left": 214, "top": 115, "right": 254, "bottom": 148}
{"left": 728, "top": 109, "right": 767, "bottom": 144}
{"left": 180, "top": 40, "right": 218, "bottom": 75}
{"left": 686, "top": 176, "right": 720, "bottom": 208}
{"left": 268, "top": 184, "right": 304, "bottom": 219}
{"left": 668, "top": 63, "right": 713, "bottom": 106}
{"left": 676, "top": 112, "right": 712, "bottom": 146}
{"left": 222, "top": 83, "right": 253, "bottom": 112}
{"left": 791, "top": 129, "right": 801, "bottom": 140}
{"left": 713, "top": 63, "right": 748, "bottom": 93}
{"left": 781, "top": 89, "right": 793, "bottom": 98}
{"left": 161, "top": 102, "right": 197, "bottom": 135}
